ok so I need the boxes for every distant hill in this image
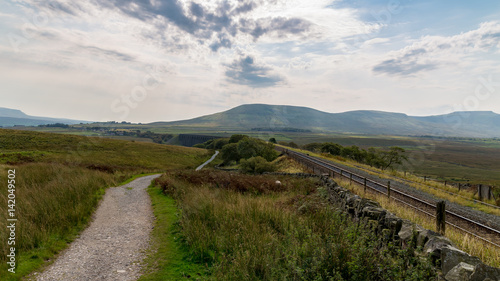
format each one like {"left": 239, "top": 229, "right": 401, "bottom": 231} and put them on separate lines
{"left": 151, "top": 104, "right": 500, "bottom": 138}
{"left": 0, "top": 107, "right": 88, "bottom": 127}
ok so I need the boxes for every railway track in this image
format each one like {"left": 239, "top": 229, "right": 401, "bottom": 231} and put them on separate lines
{"left": 277, "top": 147, "right": 500, "bottom": 248}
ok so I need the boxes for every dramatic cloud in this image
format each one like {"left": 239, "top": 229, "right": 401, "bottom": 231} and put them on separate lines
{"left": 373, "top": 22, "right": 500, "bottom": 76}
{"left": 3, "top": 0, "right": 500, "bottom": 122}
{"left": 225, "top": 55, "right": 284, "bottom": 87}
{"left": 47, "top": 0, "right": 313, "bottom": 53}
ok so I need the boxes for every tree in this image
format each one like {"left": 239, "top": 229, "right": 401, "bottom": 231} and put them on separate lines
{"left": 269, "top": 137, "right": 277, "bottom": 144}
{"left": 260, "top": 142, "right": 279, "bottom": 162}
{"left": 221, "top": 143, "right": 240, "bottom": 164}
{"left": 321, "top": 143, "right": 343, "bottom": 156}
{"left": 237, "top": 138, "right": 260, "bottom": 159}
{"left": 229, "top": 134, "right": 248, "bottom": 143}
{"left": 303, "top": 143, "right": 323, "bottom": 152}
{"left": 213, "top": 138, "right": 230, "bottom": 149}
{"left": 380, "top": 147, "right": 408, "bottom": 170}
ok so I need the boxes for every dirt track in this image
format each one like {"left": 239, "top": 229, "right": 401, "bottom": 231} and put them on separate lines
{"left": 31, "top": 174, "right": 161, "bottom": 281}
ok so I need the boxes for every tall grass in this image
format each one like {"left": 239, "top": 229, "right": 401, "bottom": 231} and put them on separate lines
{"left": 334, "top": 177, "right": 500, "bottom": 268}
{"left": 154, "top": 170, "right": 436, "bottom": 280}
{"left": 0, "top": 163, "right": 117, "bottom": 278}
{"left": 0, "top": 129, "right": 209, "bottom": 280}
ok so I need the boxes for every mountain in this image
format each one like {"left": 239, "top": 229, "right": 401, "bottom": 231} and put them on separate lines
{"left": 0, "top": 107, "right": 89, "bottom": 127}
{"left": 151, "top": 104, "right": 500, "bottom": 137}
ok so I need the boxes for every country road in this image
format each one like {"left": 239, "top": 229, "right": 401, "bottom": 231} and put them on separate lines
{"left": 196, "top": 150, "right": 219, "bottom": 171}
{"left": 31, "top": 174, "right": 161, "bottom": 281}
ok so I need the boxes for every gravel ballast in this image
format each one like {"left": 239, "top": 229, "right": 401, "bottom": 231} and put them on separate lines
{"left": 33, "top": 174, "right": 161, "bottom": 281}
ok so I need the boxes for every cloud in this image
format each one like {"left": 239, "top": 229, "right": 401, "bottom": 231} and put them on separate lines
{"left": 41, "top": 0, "right": 312, "bottom": 52}
{"left": 240, "top": 16, "right": 312, "bottom": 40}
{"left": 373, "top": 21, "right": 500, "bottom": 76}
{"left": 225, "top": 55, "right": 284, "bottom": 87}
{"left": 372, "top": 59, "right": 437, "bottom": 76}
{"left": 76, "top": 45, "right": 136, "bottom": 62}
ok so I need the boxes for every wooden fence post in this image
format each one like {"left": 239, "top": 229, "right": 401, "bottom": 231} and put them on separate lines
{"left": 364, "top": 178, "right": 367, "bottom": 193}
{"left": 436, "top": 201, "right": 446, "bottom": 235}
{"left": 424, "top": 176, "right": 427, "bottom": 182}
{"left": 387, "top": 181, "right": 391, "bottom": 199}
{"left": 478, "top": 184, "right": 482, "bottom": 201}
{"left": 350, "top": 173, "right": 352, "bottom": 184}
{"left": 458, "top": 183, "right": 461, "bottom": 192}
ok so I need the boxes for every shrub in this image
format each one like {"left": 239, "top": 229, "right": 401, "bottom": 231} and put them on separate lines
{"left": 221, "top": 143, "right": 240, "bottom": 164}
{"left": 240, "top": 156, "right": 277, "bottom": 174}
{"left": 221, "top": 136, "right": 278, "bottom": 164}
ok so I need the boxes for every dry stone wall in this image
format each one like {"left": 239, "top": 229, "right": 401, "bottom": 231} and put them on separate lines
{"left": 265, "top": 172, "right": 500, "bottom": 281}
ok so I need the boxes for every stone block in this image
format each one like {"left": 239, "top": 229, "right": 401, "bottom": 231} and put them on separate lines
{"left": 469, "top": 263, "right": 500, "bottom": 281}
{"left": 445, "top": 262, "right": 474, "bottom": 281}
{"left": 441, "top": 247, "right": 481, "bottom": 276}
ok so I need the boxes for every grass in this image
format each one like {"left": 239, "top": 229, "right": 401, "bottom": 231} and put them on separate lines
{"left": 0, "top": 164, "right": 115, "bottom": 280}
{"left": 333, "top": 176, "right": 500, "bottom": 268}
{"left": 273, "top": 155, "right": 309, "bottom": 173}
{"left": 0, "top": 129, "right": 209, "bottom": 280}
{"left": 151, "top": 170, "right": 437, "bottom": 280}
{"left": 0, "top": 129, "right": 208, "bottom": 172}
{"left": 139, "top": 183, "right": 207, "bottom": 280}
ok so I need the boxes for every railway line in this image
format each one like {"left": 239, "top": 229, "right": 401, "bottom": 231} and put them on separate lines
{"left": 277, "top": 147, "right": 500, "bottom": 248}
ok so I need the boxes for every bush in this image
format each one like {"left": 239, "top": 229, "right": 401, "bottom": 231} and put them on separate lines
{"left": 221, "top": 136, "right": 278, "bottom": 164}
{"left": 240, "top": 156, "right": 277, "bottom": 174}
{"left": 221, "top": 143, "right": 240, "bottom": 164}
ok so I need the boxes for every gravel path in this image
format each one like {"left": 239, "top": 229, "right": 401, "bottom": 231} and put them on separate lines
{"left": 31, "top": 174, "right": 161, "bottom": 281}
{"left": 196, "top": 150, "right": 219, "bottom": 171}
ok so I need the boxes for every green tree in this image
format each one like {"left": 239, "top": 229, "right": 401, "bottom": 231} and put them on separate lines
{"left": 303, "top": 142, "right": 323, "bottom": 152}
{"left": 269, "top": 137, "right": 277, "bottom": 144}
{"left": 321, "top": 142, "right": 343, "bottom": 156}
{"left": 260, "top": 142, "right": 279, "bottom": 161}
{"left": 380, "top": 146, "right": 408, "bottom": 170}
{"left": 221, "top": 143, "right": 240, "bottom": 164}
{"left": 237, "top": 138, "right": 260, "bottom": 159}
{"left": 213, "top": 138, "right": 230, "bottom": 149}
{"left": 229, "top": 134, "right": 248, "bottom": 143}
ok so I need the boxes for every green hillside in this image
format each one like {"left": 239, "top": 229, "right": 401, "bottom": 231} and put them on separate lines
{"left": 150, "top": 104, "right": 500, "bottom": 137}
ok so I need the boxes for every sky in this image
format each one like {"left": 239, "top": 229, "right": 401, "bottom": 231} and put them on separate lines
{"left": 1, "top": 0, "right": 500, "bottom": 123}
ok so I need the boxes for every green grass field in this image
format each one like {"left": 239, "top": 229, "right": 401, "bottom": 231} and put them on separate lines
{"left": 0, "top": 129, "right": 209, "bottom": 280}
